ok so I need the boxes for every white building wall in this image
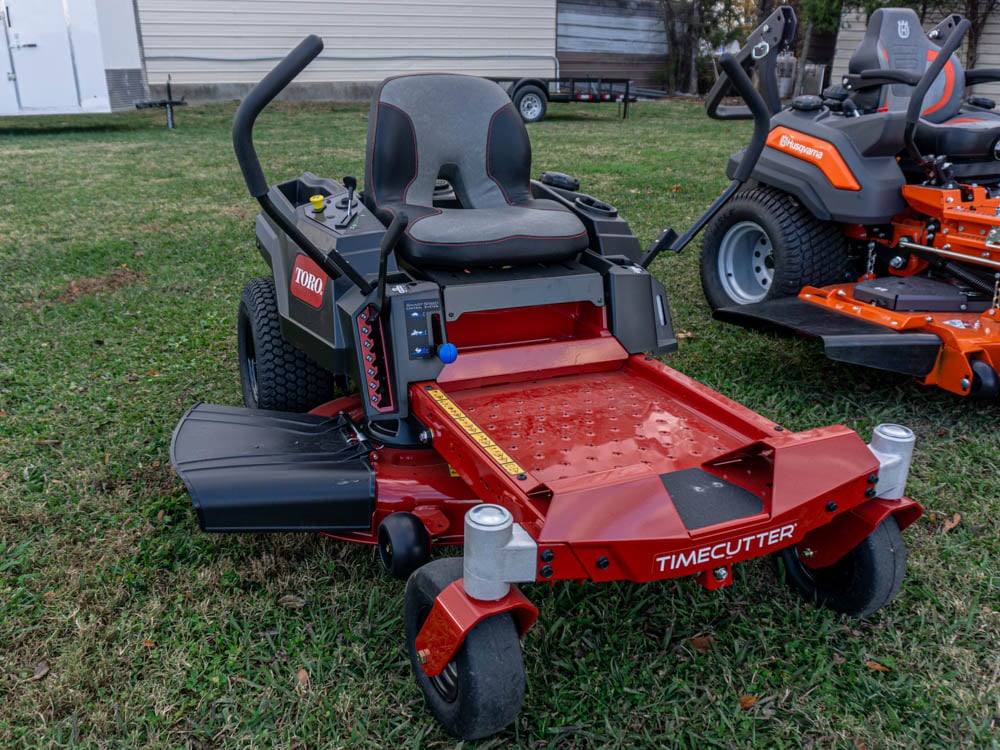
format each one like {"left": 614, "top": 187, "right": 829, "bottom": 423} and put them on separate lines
{"left": 137, "top": 0, "right": 559, "bottom": 87}
{"left": 832, "top": 9, "right": 1000, "bottom": 99}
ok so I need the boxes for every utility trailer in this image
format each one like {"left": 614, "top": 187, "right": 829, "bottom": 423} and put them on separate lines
{"left": 492, "top": 76, "right": 638, "bottom": 123}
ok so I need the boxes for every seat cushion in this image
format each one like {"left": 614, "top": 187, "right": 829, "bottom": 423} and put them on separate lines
{"left": 379, "top": 199, "right": 588, "bottom": 269}
{"left": 916, "top": 110, "right": 1000, "bottom": 159}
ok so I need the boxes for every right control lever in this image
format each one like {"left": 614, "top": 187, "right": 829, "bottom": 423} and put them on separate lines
{"left": 373, "top": 212, "right": 409, "bottom": 318}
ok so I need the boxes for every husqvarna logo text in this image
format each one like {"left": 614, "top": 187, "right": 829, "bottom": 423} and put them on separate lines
{"left": 779, "top": 133, "right": 824, "bottom": 160}
{"left": 654, "top": 523, "right": 797, "bottom": 573}
{"left": 898, "top": 19, "right": 910, "bottom": 39}
{"left": 290, "top": 254, "right": 327, "bottom": 309}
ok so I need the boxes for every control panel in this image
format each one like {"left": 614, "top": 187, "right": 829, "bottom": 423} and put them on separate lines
{"left": 403, "top": 297, "right": 442, "bottom": 360}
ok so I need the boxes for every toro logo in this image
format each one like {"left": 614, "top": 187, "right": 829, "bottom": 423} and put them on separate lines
{"left": 654, "top": 522, "right": 797, "bottom": 574}
{"left": 290, "top": 254, "right": 327, "bottom": 309}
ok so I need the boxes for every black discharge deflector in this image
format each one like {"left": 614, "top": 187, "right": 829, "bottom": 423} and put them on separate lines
{"left": 661, "top": 468, "right": 763, "bottom": 530}
{"left": 170, "top": 404, "right": 374, "bottom": 532}
{"left": 716, "top": 297, "right": 942, "bottom": 377}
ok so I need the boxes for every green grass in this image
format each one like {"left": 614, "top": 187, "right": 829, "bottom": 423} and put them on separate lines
{"left": 0, "top": 100, "right": 997, "bottom": 749}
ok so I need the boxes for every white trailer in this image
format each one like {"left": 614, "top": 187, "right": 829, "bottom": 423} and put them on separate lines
{"left": 0, "top": 0, "right": 147, "bottom": 116}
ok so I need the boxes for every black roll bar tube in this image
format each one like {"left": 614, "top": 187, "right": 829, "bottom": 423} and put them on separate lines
{"left": 232, "top": 35, "right": 375, "bottom": 295}
{"left": 903, "top": 18, "right": 970, "bottom": 167}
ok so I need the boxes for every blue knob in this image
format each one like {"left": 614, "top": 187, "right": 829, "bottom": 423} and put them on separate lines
{"left": 437, "top": 342, "right": 458, "bottom": 364}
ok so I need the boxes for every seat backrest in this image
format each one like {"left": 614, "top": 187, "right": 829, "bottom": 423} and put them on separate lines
{"left": 848, "top": 7, "right": 964, "bottom": 123}
{"left": 365, "top": 74, "right": 532, "bottom": 209}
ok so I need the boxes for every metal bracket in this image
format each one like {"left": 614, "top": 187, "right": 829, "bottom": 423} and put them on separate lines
{"left": 463, "top": 505, "right": 538, "bottom": 601}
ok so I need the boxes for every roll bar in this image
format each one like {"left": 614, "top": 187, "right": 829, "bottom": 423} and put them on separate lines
{"left": 903, "top": 17, "right": 971, "bottom": 169}
{"left": 642, "top": 53, "right": 772, "bottom": 266}
{"left": 705, "top": 6, "right": 796, "bottom": 121}
{"left": 232, "top": 35, "right": 375, "bottom": 295}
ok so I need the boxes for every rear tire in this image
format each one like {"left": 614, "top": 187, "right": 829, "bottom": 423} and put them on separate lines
{"left": 700, "top": 186, "right": 850, "bottom": 310}
{"left": 779, "top": 516, "right": 907, "bottom": 618}
{"left": 405, "top": 558, "right": 525, "bottom": 740}
{"left": 513, "top": 85, "right": 547, "bottom": 123}
{"left": 237, "top": 277, "right": 334, "bottom": 411}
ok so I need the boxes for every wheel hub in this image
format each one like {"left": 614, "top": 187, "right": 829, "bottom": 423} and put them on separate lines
{"left": 519, "top": 93, "right": 542, "bottom": 120}
{"left": 717, "top": 221, "right": 775, "bottom": 304}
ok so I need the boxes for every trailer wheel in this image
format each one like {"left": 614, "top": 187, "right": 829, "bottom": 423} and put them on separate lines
{"left": 513, "top": 85, "right": 547, "bottom": 123}
{"left": 779, "top": 516, "right": 907, "bottom": 618}
{"left": 238, "top": 277, "right": 334, "bottom": 411}
{"left": 405, "top": 558, "right": 525, "bottom": 740}
{"left": 377, "top": 512, "right": 431, "bottom": 578}
{"left": 700, "top": 186, "right": 849, "bottom": 310}
{"left": 970, "top": 359, "right": 999, "bottom": 400}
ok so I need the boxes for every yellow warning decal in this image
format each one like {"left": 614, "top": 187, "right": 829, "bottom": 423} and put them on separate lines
{"left": 501, "top": 461, "right": 524, "bottom": 476}
{"left": 455, "top": 417, "right": 481, "bottom": 435}
{"left": 426, "top": 389, "right": 525, "bottom": 478}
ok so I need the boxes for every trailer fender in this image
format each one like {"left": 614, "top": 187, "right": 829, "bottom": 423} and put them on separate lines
{"left": 510, "top": 78, "right": 549, "bottom": 98}
{"left": 796, "top": 497, "right": 923, "bottom": 570}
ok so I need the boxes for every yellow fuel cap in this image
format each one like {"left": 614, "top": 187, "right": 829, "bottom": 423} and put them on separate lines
{"left": 309, "top": 194, "right": 325, "bottom": 212}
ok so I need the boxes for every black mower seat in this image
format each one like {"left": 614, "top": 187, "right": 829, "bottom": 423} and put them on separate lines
{"left": 365, "top": 73, "right": 588, "bottom": 269}
{"left": 915, "top": 110, "right": 1000, "bottom": 159}
{"left": 849, "top": 8, "right": 1000, "bottom": 160}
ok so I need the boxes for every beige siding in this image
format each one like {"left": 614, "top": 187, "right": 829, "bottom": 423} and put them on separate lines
{"left": 137, "top": 0, "right": 557, "bottom": 85}
{"left": 831, "top": 9, "right": 1000, "bottom": 98}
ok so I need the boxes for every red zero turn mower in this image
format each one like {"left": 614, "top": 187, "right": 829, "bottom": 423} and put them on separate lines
{"left": 170, "top": 36, "right": 923, "bottom": 740}
{"left": 697, "top": 7, "right": 1000, "bottom": 399}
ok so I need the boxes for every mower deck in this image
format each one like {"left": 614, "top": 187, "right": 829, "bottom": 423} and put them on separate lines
{"left": 718, "top": 283, "right": 999, "bottom": 396}
{"left": 716, "top": 296, "right": 944, "bottom": 377}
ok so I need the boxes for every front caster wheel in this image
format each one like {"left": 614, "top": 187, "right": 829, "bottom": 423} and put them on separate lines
{"left": 970, "top": 359, "right": 999, "bottom": 400}
{"left": 404, "top": 558, "right": 525, "bottom": 740}
{"left": 779, "top": 516, "right": 907, "bottom": 618}
{"left": 377, "top": 512, "right": 430, "bottom": 579}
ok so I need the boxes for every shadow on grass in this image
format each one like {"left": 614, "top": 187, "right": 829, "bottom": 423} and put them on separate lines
{"left": 0, "top": 121, "right": 152, "bottom": 137}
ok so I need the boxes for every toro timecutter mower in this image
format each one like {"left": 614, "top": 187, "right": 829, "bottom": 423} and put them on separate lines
{"left": 170, "top": 36, "right": 922, "bottom": 739}
{"left": 696, "top": 7, "right": 1000, "bottom": 399}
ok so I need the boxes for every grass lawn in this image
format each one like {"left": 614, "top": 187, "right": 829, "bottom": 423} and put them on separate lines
{"left": 1, "top": 99, "right": 997, "bottom": 749}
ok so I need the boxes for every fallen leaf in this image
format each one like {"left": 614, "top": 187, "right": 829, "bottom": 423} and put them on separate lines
{"left": 670, "top": 183, "right": 682, "bottom": 193}
{"left": 940, "top": 513, "right": 961, "bottom": 533}
{"left": 296, "top": 667, "right": 310, "bottom": 691}
{"left": 738, "top": 694, "right": 758, "bottom": 710}
{"left": 279, "top": 594, "right": 306, "bottom": 610}
{"left": 831, "top": 652, "right": 846, "bottom": 665}
{"left": 853, "top": 740, "right": 869, "bottom": 750}
{"left": 865, "top": 659, "right": 890, "bottom": 672}
{"left": 143, "top": 639, "right": 155, "bottom": 649}
{"left": 146, "top": 369, "right": 160, "bottom": 377}
{"left": 156, "top": 510, "right": 165, "bottom": 522}
{"left": 689, "top": 634, "right": 714, "bottom": 653}
{"left": 34, "top": 439, "right": 61, "bottom": 447}
{"left": 676, "top": 330, "right": 695, "bottom": 340}
{"left": 29, "top": 661, "right": 49, "bottom": 682}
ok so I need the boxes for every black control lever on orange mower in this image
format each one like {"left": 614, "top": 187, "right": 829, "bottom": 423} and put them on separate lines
{"left": 704, "top": 5, "right": 796, "bottom": 121}
{"left": 232, "top": 35, "right": 375, "bottom": 295}
{"left": 641, "top": 53, "right": 771, "bottom": 268}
